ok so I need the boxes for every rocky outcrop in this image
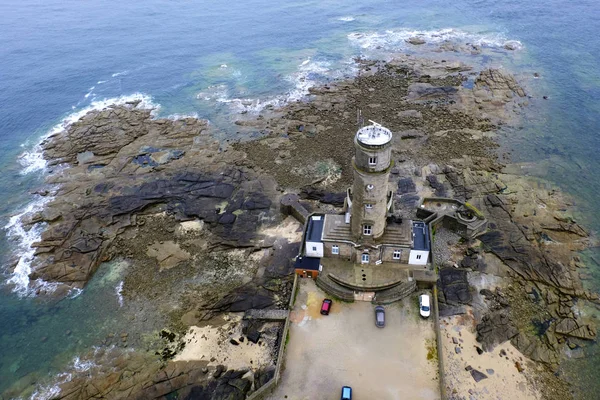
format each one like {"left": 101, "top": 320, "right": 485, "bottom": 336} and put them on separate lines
{"left": 23, "top": 104, "right": 282, "bottom": 290}
{"left": 438, "top": 268, "right": 472, "bottom": 306}
{"left": 476, "top": 310, "right": 519, "bottom": 351}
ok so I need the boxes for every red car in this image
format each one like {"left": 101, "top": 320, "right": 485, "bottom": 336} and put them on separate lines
{"left": 320, "top": 299, "right": 333, "bottom": 315}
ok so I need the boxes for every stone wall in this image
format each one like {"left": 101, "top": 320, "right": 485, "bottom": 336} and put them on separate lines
{"left": 381, "top": 246, "right": 410, "bottom": 263}
{"left": 323, "top": 242, "right": 353, "bottom": 260}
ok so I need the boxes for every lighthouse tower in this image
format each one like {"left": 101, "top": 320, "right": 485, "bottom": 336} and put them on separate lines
{"left": 349, "top": 122, "right": 394, "bottom": 240}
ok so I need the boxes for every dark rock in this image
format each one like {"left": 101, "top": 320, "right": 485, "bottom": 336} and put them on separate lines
{"left": 475, "top": 346, "right": 483, "bottom": 355}
{"left": 213, "top": 365, "right": 226, "bottom": 379}
{"left": 227, "top": 378, "right": 251, "bottom": 394}
{"left": 212, "top": 285, "right": 275, "bottom": 313}
{"left": 407, "top": 37, "right": 426, "bottom": 45}
{"left": 470, "top": 369, "right": 488, "bottom": 382}
{"left": 438, "top": 268, "right": 472, "bottom": 305}
{"left": 299, "top": 187, "right": 345, "bottom": 207}
{"left": 426, "top": 175, "right": 447, "bottom": 197}
{"left": 230, "top": 339, "right": 239, "bottom": 346}
{"left": 476, "top": 310, "right": 519, "bottom": 351}
{"left": 247, "top": 330, "right": 261, "bottom": 344}
{"left": 254, "top": 366, "right": 276, "bottom": 389}
{"left": 218, "top": 213, "right": 237, "bottom": 225}
{"left": 397, "top": 178, "right": 416, "bottom": 194}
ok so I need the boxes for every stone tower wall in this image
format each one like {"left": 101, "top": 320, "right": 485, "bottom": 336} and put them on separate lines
{"left": 351, "top": 166, "right": 390, "bottom": 239}
{"left": 350, "top": 136, "right": 392, "bottom": 239}
{"left": 353, "top": 139, "right": 392, "bottom": 173}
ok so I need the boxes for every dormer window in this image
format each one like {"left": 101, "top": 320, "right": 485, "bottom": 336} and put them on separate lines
{"left": 366, "top": 184, "right": 374, "bottom": 191}
{"left": 365, "top": 204, "right": 373, "bottom": 210}
{"left": 363, "top": 225, "right": 372, "bottom": 235}
{"left": 368, "top": 156, "right": 377, "bottom": 166}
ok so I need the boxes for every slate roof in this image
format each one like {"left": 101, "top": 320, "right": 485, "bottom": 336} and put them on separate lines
{"left": 294, "top": 256, "right": 321, "bottom": 271}
{"left": 306, "top": 215, "right": 324, "bottom": 242}
{"left": 412, "top": 221, "right": 431, "bottom": 251}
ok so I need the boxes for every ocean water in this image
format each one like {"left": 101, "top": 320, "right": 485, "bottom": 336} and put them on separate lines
{"left": 0, "top": 0, "right": 599, "bottom": 398}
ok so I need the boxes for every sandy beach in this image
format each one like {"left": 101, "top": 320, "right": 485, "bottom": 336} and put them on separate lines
{"left": 441, "top": 314, "right": 541, "bottom": 399}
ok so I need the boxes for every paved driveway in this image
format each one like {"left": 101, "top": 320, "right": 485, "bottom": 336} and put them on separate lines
{"left": 268, "top": 278, "right": 440, "bottom": 400}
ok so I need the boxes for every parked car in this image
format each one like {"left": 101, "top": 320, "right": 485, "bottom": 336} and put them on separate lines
{"left": 419, "top": 294, "right": 431, "bottom": 318}
{"left": 320, "top": 298, "right": 332, "bottom": 315}
{"left": 341, "top": 386, "right": 352, "bottom": 400}
{"left": 375, "top": 305, "right": 385, "bottom": 328}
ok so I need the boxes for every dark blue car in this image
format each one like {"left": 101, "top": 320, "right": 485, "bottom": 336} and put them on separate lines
{"left": 341, "top": 386, "right": 352, "bottom": 400}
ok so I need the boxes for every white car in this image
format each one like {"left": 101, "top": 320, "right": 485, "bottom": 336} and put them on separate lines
{"left": 419, "top": 294, "right": 431, "bottom": 318}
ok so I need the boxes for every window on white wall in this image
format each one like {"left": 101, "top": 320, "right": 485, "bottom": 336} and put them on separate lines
{"left": 365, "top": 204, "right": 373, "bottom": 210}
{"left": 361, "top": 253, "right": 370, "bottom": 263}
{"left": 416, "top": 254, "right": 422, "bottom": 260}
{"left": 368, "top": 156, "right": 377, "bottom": 166}
{"left": 393, "top": 250, "right": 401, "bottom": 260}
{"left": 363, "top": 225, "right": 372, "bottom": 235}
{"left": 312, "top": 246, "right": 317, "bottom": 252}
{"left": 332, "top": 245, "right": 339, "bottom": 255}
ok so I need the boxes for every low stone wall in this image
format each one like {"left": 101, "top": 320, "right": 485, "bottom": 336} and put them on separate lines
{"left": 315, "top": 274, "right": 355, "bottom": 302}
{"left": 372, "top": 280, "right": 417, "bottom": 304}
{"left": 328, "top": 272, "right": 404, "bottom": 292}
{"left": 432, "top": 284, "right": 447, "bottom": 399}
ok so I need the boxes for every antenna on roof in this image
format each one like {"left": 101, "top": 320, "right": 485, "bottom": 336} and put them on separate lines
{"left": 368, "top": 120, "right": 382, "bottom": 127}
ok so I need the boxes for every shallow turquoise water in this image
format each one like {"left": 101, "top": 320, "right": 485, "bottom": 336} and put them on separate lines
{"left": 0, "top": 0, "right": 599, "bottom": 397}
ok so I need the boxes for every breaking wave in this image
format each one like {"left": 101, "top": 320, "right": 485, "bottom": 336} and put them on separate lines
{"left": 348, "top": 27, "right": 523, "bottom": 51}
{"left": 200, "top": 57, "right": 356, "bottom": 115}
{"left": 115, "top": 281, "right": 124, "bottom": 307}
{"left": 111, "top": 70, "right": 129, "bottom": 77}
{"left": 27, "top": 351, "right": 103, "bottom": 400}
{"left": 5, "top": 196, "right": 54, "bottom": 296}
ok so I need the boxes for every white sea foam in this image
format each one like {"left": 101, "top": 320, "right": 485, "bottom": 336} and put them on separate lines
{"left": 18, "top": 93, "right": 158, "bottom": 176}
{"left": 115, "top": 281, "right": 124, "bottom": 307}
{"left": 68, "top": 287, "right": 83, "bottom": 299}
{"left": 111, "top": 70, "right": 129, "bottom": 77}
{"left": 196, "top": 84, "right": 228, "bottom": 101}
{"left": 29, "top": 383, "right": 62, "bottom": 400}
{"left": 5, "top": 196, "right": 52, "bottom": 295}
{"left": 27, "top": 352, "right": 103, "bottom": 399}
{"left": 166, "top": 112, "right": 200, "bottom": 120}
{"left": 338, "top": 16, "right": 355, "bottom": 22}
{"left": 97, "top": 80, "right": 107, "bottom": 84}
{"left": 84, "top": 86, "right": 95, "bottom": 99}
{"left": 72, "top": 356, "right": 96, "bottom": 373}
{"left": 208, "top": 57, "right": 349, "bottom": 115}
{"left": 348, "top": 28, "right": 522, "bottom": 52}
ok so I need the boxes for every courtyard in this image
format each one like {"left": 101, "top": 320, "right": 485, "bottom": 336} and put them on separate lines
{"left": 267, "top": 278, "right": 440, "bottom": 400}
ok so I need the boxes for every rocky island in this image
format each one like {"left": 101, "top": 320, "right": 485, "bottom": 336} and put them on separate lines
{"left": 6, "top": 50, "right": 599, "bottom": 400}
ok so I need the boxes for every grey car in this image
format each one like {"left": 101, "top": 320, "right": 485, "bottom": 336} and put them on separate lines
{"left": 375, "top": 305, "right": 385, "bottom": 328}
